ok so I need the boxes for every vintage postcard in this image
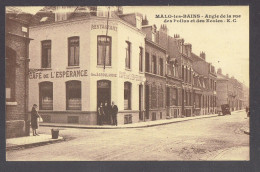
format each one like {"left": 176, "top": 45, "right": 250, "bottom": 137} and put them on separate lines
{"left": 5, "top": 6, "right": 249, "bottom": 161}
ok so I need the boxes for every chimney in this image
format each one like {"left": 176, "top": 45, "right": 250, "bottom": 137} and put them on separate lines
{"left": 160, "top": 24, "right": 168, "bottom": 34}
{"left": 217, "top": 68, "right": 222, "bottom": 74}
{"left": 117, "top": 6, "right": 123, "bottom": 15}
{"left": 200, "top": 51, "right": 206, "bottom": 60}
{"left": 142, "top": 15, "right": 149, "bottom": 25}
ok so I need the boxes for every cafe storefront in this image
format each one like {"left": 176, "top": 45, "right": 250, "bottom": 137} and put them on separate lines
{"left": 28, "top": 14, "right": 146, "bottom": 125}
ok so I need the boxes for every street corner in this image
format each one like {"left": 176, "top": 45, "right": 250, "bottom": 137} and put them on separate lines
{"left": 212, "top": 146, "right": 249, "bottom": 161}
{"left": 6, "top": 134, "right": 64, "bottom": 151}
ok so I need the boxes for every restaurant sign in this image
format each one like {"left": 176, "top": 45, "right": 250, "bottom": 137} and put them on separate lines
{"left": 119, "top": 71, "right": 145, "bottom": 82}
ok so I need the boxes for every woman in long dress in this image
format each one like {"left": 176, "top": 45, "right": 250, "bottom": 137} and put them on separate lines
{"left": 31, "top": 104, "right": 41, "bottom": 136}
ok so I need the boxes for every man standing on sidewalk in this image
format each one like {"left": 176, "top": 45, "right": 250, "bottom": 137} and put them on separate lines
{"left": 111, "top": 101, "right": 118, "bottom": 126}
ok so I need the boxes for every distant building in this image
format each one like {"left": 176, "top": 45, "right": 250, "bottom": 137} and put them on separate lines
{"left": 192, "top": 52, "right": 217, "bottom": 115}
{"left": 216, "top": 68, "right": 244, "bottom": 111}
{"left": 164, "top": 34, "right": 183, "bottom": 118}
{"left": 5, "top": 7, "right": 32, "bottom": 138}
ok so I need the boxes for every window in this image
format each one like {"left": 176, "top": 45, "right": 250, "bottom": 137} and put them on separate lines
{"left": 139, "top": 47, "right": 143, "bottom": 72}
{"left": 190, "top": 92, "right": 192, "bottom": 106}
{"left": 39, "top": 82, "right": 53, "bottom": 110}
{"left": 151, "top": 85, "right": 157, "bottom": 108}
{"left": 145, "top": 52, "right": 150, "bottom": 72}
{"left": 171, "top": 88, "right": 178, "bottom": 106}
{"left": 152, "top": 55, "right": 157, "bottom": 74}
{"left": 41, "top": 40, "right": 51, "bottom": 68}
{"left": 172, "top": 63, "right": 175, "bottom": 77}
{"left": 158, "top": 86, "right": 164, "bottom": 108}
{"left": 124, "top": 82, "right": 131, "bottom": 110}
{"left": 6, "top": 47, "right": 16, "bottom": 102}
{"left": 182, "top": 65, "right": 184, "bottom": 80}
{"left": 125, "top": 41, "right": 131, "bottom": 69}
{"left": 186, "top": 67, "right": 188, "bottom": 82}
{"left": 159, "top": 58, "right": 163, "bottom": 76}
{"left": 97, "top": 36, "right": 111, "bottom": 66}
{"left": 66, "top": 81, "right": 81, "bottom": 110}
{"left": 190, "top": 69, "right": 192, "bottom": 83}
{"left": 68, "top": 37, "right": 79, "bottom": 66}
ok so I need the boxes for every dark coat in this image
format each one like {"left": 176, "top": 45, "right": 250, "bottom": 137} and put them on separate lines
{"left": 103, "top": 105, "right": 111, "bottom": 116}
{"left": 31, "top": 107, "right": 40, "bottom": 129}
{"left": 111, "top": 105, "right": 118, "bottom": 116}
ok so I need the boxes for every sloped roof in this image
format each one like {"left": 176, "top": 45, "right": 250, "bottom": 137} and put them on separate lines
{"left": 217, "top": 73, "right": 228, "bottom": 80}
{"left": 191, "top": 52, "right": 204, "bottom": 62}
{"left": 6, "top": 6, "right": 33, "bottom": 24}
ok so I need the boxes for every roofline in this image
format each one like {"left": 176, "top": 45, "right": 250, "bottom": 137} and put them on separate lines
{"left": 145, "top": 38, "right": 167, "bottom": 53}
{"left": 29, "top": 16, "right": 146, "bottom": 36}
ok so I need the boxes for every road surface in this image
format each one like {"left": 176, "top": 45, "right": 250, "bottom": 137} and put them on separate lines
{"left": 6, "top": 110, "right": 249, "bottom": 161}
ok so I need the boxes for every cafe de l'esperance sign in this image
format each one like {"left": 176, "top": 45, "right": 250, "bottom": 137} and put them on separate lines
{"left": 29, "top": 69, "right": 145, "bottom": 82}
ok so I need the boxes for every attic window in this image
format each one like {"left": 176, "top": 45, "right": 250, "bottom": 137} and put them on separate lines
{"left": 40, "top": 17, "right": 48, "bottom": 22}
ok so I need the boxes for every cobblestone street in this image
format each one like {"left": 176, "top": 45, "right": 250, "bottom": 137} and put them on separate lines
{"left": 6, "top": 110, "right": 249, "bottom": 161}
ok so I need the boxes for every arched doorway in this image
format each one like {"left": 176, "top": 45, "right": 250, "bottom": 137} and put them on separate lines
{"left": 97, "top": 80, "right": 111, "bottom": 106}
{"left": 97, "top": 80, "right": 111, "bottom": 125}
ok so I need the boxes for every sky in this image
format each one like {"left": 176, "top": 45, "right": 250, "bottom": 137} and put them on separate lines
{"left": 15, "top": 6, "right": 249, "bottom": 87}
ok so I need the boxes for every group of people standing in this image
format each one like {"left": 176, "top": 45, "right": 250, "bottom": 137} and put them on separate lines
{"left": 97, "top": 101, "right": 118, "bottom": 126}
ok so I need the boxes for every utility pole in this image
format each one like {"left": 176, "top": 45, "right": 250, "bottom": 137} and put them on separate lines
{"left": 104, "top": 6, "right": 110, "bottom": 71}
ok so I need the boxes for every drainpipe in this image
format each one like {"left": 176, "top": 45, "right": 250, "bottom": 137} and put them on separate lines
{"left": 24, "top": 38, "right": 30, "bottom": 136}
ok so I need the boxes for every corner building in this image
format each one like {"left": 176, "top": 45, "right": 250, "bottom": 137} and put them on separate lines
{"left": 29, "top": 7, "right": 145, "bottom": 125}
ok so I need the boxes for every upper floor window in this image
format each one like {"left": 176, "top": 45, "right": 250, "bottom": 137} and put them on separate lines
{"left": 145, "top": 52, "right": 150, "bottom": 72}
{"left": 190, "top": 69, "right": 192, "bottom": 83}
{"left": 125, "top": 41, "right": 131, "bottom": 69}
{"left": 182, "top": 65, "right": 184, "bottom": 80}
{"left": 97, "top": 36, "right": 111, "bottom": 66}
{"left": 159, "top": 58, "right": 163, "bottom": 76}
{"left": 152, "top": 55, "right": 157, "bottom": 74}
{"left": 41, "top": 40, "right": 51, "bottom": 68}
{"left": 139, "top": 47, "right": 143, "bottom": 72}
{"left": 68, "top": 37, "right": 79, "bottom": 66}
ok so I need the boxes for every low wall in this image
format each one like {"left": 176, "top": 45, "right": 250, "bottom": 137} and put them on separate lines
{"left": 6, "top": 120, "right": 26, "bottom": 138}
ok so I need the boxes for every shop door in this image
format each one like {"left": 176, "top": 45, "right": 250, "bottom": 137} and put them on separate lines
{"left": 166, "top": 87, "right": 170, "bottom": 116}
{"left": 97, "top": 80, "right": 111, "bottom": 124}
{"left": 145, "top": 85, "right": 150, "bottom": 119}
{"left": 139, "top": 85, "right": 143, "bottom": 121}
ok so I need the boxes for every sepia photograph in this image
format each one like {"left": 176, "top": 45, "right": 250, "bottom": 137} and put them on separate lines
{"left": 5, "top": 6, "right": 249, "bottom": 161}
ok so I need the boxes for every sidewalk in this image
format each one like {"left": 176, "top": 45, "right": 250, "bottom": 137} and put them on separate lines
{"left": 40, "top": 114, "right": 219, "bottom": 129}
{"left": 6, "top": 134, "right": 64, "bottom": 151}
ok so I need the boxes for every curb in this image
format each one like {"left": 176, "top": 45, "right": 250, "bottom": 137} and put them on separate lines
{"left": 6, "top": 137, "right": 65, "bottom": 151}
{"left": 40, "top": 115, "right": 219, "bottom": 129}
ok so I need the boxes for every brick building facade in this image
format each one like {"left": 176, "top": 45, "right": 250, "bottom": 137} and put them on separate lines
{"left": 142, "top": 24, "right": 167, "bottom": 121}
{"left": 5, "top": 8, "right": 32, "bottom": 138}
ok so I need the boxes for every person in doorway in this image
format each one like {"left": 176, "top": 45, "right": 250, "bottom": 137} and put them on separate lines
{"left": 103, "top": 101, "right": 111, "bottom": 125}
{"left": 97, "top": 103, "right": 104, "bottom": 125}
{"left": 31, "top": 104, "right": 41, "bottom": 136}
{"left": 111, "top": 101, "right": 118, "bottom": 126}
